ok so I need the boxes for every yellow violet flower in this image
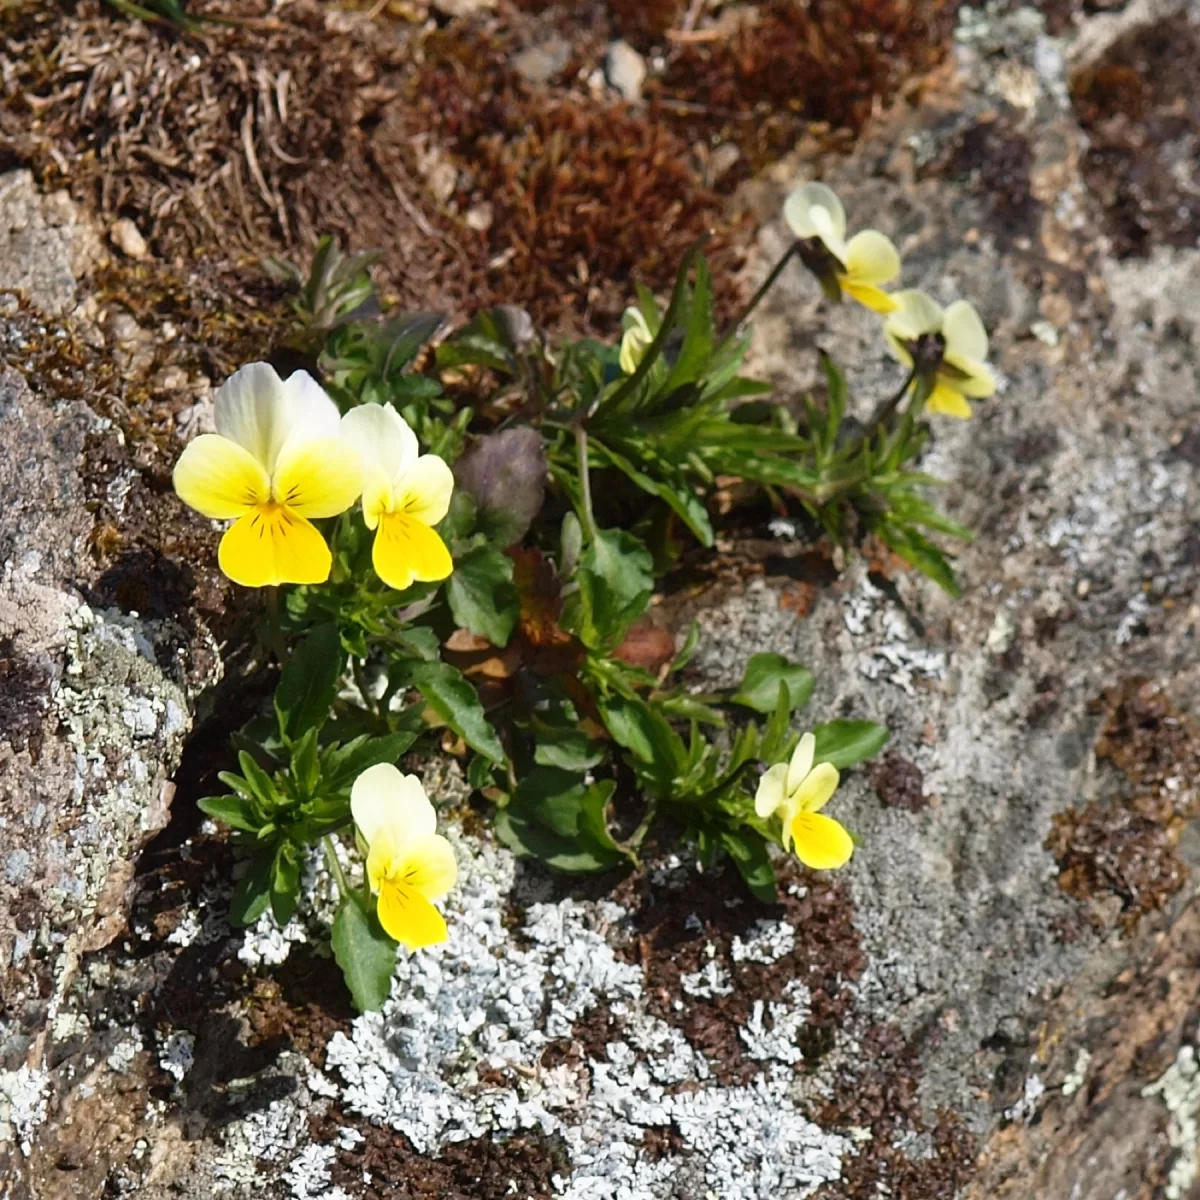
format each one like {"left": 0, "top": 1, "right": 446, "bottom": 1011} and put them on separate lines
{"left": 172, "top": 362, "right": 363, "bottom": 588}
{"left": 783, "top": 182, "right": 901, "bottom": 314}
{"left": 883, "top": 290, "right": 997, "bottom": 419}
{"left": 618, "top": 306, "right": 652, "bottom": 375}
{"left": 755, "top": 732, "right": 853, "bottom": 871}
{"left": 340, "top": 404, "right": 454, "bottom": 592}
{"left": 351, "top": 763, "right": 458, "bottom": 950}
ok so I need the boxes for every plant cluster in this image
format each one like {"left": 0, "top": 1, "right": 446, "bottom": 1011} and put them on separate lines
{"left": 183, "top": 186, "right": 996, "bottom": 1011}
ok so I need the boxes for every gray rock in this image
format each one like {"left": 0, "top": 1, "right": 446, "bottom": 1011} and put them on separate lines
{"left": 512, "top": 35, "right": 572, "bottom": 86}
{"left": 0, "top": 171, "right": 101, "bottom": 316}
{"left": 605, "top": 39, "right": 647, "bottom": 105}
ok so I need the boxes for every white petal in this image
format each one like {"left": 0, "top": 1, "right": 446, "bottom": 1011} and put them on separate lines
{"left": 783, "top": 183, "right": 847, "bottom": 244}
{"left": 213, "top": 362, "right": 292, "bottom": 472}
{"left": 755, "top": 763, "right": 789, "bottom": 819}
{"left": 341, "top": 403, "right": 419, "bottom": 486}
{"left": 884, "top": 290, "right": 945, "bottom": 342}
{"left": 785, "top": 732, "right": 816, "bottom": 796}
{"left": 942, "top": 300, "right": 989, "bottom": 362}
{"left": 351, "top": 763, "right": 436, "bottom": 847}
{"left": 284, "top": 369, "right": 343, "bottom": 441}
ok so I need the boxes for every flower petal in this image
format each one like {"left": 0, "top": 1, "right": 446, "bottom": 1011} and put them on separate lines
{"left": 395, "top": 454, "right": 455, "bottom": 526}
{"left": 390, "top": 833, "right": 458, "bottom": 901}
{"left": 942, "top": 299, "right": 989, "bottom": 362}
{"left": 942, "top": 352, "right": 996, "bottom": 398}
{"left": 793, "top": 761, "right": 840, "bottom": 814}
{"left": 754, "top": 762, "right": 789, "bottom": 819}
{"left": 351, "top": 763, "right": 435, "bottom": 848}
{"left": 213, "top": 362, "right": 292, "bottom": 472}
{"left": 283, "top": 369, "right": 344, "bottom": 439}
{"left": 787, "top": 812, "right": 854, "bottom": 871}
{"left": 843, "top": 230, "right": 900, "bottom": 287}
{"left": 619, "top": 309, "right": 653, "bottom": 375}
{"left": 785, "top": 733, "right": 816, "bottom": 797}
{"left": 885, "top": 290, "right": 944, "bottom": 341}
{"left": 272, "top": 435, "right": 363, "bottom": 517}
{"left": 783, "top": 182, "right": 846, "bottom": 244}
{"left": 840, "top": 281, "right": 899, "bottom": 314}
{"left": 926, "top": 381, "right": 973, "bottom": 419}
{"left": 173, "top": 434, "right": 270, "bottom": 519}
{"left": 341, "top": 403, "right": 419, "bottom": 487}
{"left": 217, "top": 505, "right": 332, "bottom": 587}
{"left": 373, "top": 513, "right": 453, "bottom": 591}
{"left": 376, "top": 880, "right": 448, "bottom": 950}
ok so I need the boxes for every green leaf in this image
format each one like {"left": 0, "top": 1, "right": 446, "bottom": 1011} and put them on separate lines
{"left": 270, "top": 842, "right": 302, "bottom": 926}
{"left": 664, "top": 255, "right": 714, "bottom": 394}
{"left": 230, "top": 851, "right": 274, "bottom": 926}
{"left": 533, "top": 726, "right": 606, "bottom": 772}
{"left": 758, "top": 681, "right": 792, "bottom": 762}
{"left": 405, "top": 660, "right": 505, "bottom": 763}
{"left": 732, "top": 653, "right": 816, "bottom": 714}
{"left": 197, "top": 794, "right": 263, "bottom": 833}
{"left": 321, "top": 730, "right": 418, "bottom": 791}
{"left": 876, "top": 521, "right": 962, "bottom": 597}
{"left": 235, "top": 752, "right": 279, "bottom": 809}
{"left": 331, "top": 895, "right": 398, "bottom": 1013}
{"left": 290, "top": 727, "right": 321, "bottom": 799}
{"left": 445, "top": 544, "right": 519, "bottom": 647}
{"left": 597, "top": 693, "right": 684, "bottom": 784}
{"left": 811, "top": 720, "right": 890, "bottom": 769}
{"left": 719, "top": 829, "right": 778, "bottom": 904}
{"left": 274, "top": 623, "right": 343, "bottom": 742}
{"left": 560, "top": 528, "right": 654, "bottom": 652}
{"left": 495, "top": 776, "right": 625, "bottom": 873}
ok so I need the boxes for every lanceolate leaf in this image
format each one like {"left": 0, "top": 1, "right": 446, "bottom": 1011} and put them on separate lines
{"left": 811, "top": 720, "right": 890, "bottom": 769}
{"left": 274, "top": 622, "right": 343, "bottom": 742}
{"left": 332, "top": 895, "right": 397, "bottom": 1013}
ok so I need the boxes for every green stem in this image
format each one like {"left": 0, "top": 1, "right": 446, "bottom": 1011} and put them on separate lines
{"left": 323, "top": 836, "right": 351, "bottom": 899}
{"left": 862, "top": 366, "right": 918, "bottom": 441}
{"left": 718, "top": 241, "right": 801, "bottom": 347}
{"left": 620, "top": 796, "right": 659, "bottom": 858}
{"left": 266, "top": 586, "right": 287, "bottom": 665}
{"left": 575, "top": 424, "right": 599, "bottom": 542}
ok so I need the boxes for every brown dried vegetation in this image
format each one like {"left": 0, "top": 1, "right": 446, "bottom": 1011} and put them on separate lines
{"left": 1047, "top": 679, "right": 1200, "bottom": 929}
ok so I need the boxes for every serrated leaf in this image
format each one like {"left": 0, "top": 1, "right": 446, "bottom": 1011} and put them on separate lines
{"left": 332, "top": 896, "right": 397, "bottom": 1013}
{"left": 811, "top": 720, "right": 890, "bottom": 769}
{"left": 274, "top": 623, "right": 343, "bottom": 742}
{"left": 732, "top": 653, "right": 816, "bottom": 714}
{"left": 445, "top": 544, "right": 519, "bottom": 647}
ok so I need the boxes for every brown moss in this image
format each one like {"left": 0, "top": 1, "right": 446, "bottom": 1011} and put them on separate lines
{"left": 871, "top": 751, "right": 927, "bottom": 811}
{"left": 1071, "top": 11, "right": 1200, "bottom": 258}
{"left": 1046, "top": 679, "right": 1200, "bottom": 930}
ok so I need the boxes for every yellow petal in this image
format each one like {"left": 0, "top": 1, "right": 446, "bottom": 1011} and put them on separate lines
{"left": 842, "top": 230, "right": 900, "bottom": 287}
{"left": 942, "top": 299, "right": 989, "bottom": 362}
{"left": 376, "top": 881, "right": 448, "bottom": 950}
{"left": 783, "top": 182, "right": 846, "bottom": 244}
{"left": 787, "top": 812, "right": 854, "bottom": 870}
{"left": 785, "top": 732, "right": 816, "bottom": 797}
{"left": 394, "top": 454, "right": 454, "bottom": 527}
{"left": 754, "top": 763, "right": 789, "bottom": 819}
{"left": 373, "top": 512, "right": 453, "bottom": 592}
{"left": 351, "top": 764, "right": 435, "bottom": 848}
{"left": 841, "top": 280, "right": 899, "bottom": 314}
{"left": 926, "top": 382, "right": 973, "bottom": 419}
{"left": 619, "top": 311, "right": 652, "bottom": 374}
{"left": 793, "top": 761, "right": 840, "bottom": 813}
{"left": 885, "top": 290, "right": 944, "bottom": 341}
{"left": 173, "top": 434, "right": 269, "bottom": 519}
{"left": 341, "top": 404, "right": 419, "bottom": 486}
{"left": 942, "top": 352, "right": 996, "bottom": 398}
{"left": 272, "top": 435, "right": 363, "bottom": 518}
{"left": 390, "top": 833, "right": 458, "bottom": 900}
{"left": 217, "top": 504, "right": 332, "bottom": 587}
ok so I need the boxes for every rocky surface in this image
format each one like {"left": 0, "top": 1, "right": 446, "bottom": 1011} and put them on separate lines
{"left": 3, "top": 1, "right": 1200, "bottom": 1198}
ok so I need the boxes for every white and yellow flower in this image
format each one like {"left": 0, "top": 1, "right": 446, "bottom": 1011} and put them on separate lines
{"left": 351, "top": 763, "right": 457, "bottom": 949}
{"left": 783, "top": 182, "right": 900, "bottom": 314}
{"left": 172, "top": 362, "right": 363, "bottom": 588}
{"left": 618, "top": 306, "right": 653, "bottom": 374}
{"left": 340, "top": 404, "right": 454, "bottom": 592}
{"left": 883, "top": 290, "right": 996, "bottom": 419}
{"left": 755, "top": 732, "right": 853, "bottom": 871}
